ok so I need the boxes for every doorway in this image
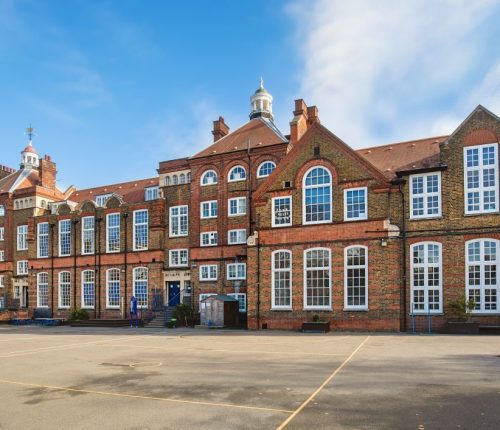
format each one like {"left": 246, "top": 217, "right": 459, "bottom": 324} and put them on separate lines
{"left": 168, "top": 282, "right": 181, "bottom": 306}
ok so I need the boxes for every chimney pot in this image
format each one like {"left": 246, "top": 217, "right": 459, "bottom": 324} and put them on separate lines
{"left": 212, "top": 116, "right": 230, "bottom": 142}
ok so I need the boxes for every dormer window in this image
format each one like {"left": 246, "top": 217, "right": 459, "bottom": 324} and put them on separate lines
{"left": 96, "top": 194, "right": 112, "bottom": 207}
{"left": 201, "top": 170, "right": 218, "bottom": 186}
{"left": 144, "top": 186, "right": 159, "bottom": 201}
{"left": 228, "top": 166, "right": 246, "bottom": 182}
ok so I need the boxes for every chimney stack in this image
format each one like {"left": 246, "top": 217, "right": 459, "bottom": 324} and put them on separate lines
{"left": 212, "top": 116, "right": 230, "bottom": 142}
{"left": 39, "top": 155, "right": 57, "bottom": 190}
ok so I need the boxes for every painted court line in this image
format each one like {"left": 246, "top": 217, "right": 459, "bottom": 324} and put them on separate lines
{"left": 0, "top": 379, "right": 294, "bottom": 414}
{"left": 276, "top": 335, "right": 371, "bottom": 430}
{"left": 0, "top": 337, "right": 124, "bottom": 359}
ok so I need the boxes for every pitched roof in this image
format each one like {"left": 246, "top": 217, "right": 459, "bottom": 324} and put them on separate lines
{"left": 356, "top": 135, "right": 448, "bottom": 178}
{"left": 0, "top": 168, "right": 39, "bottom": 194}
{"left": 190, "top": 117, "right": 287, "bottom": 159}
{"left": 68, "top": 177, "right": 159, "bottom": 204}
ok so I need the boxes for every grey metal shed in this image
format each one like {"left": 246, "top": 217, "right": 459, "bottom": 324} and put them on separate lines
{"left": 200, "top": 295, "right": 239, "bottom": 327}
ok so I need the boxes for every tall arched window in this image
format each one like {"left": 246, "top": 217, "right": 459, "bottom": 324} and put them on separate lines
{"left": 410, "top": 242, "right": 442, "bottom": 313}
{"left": 303, "top": 167, "right": 332, "bottom": 224}
{"left": 82, "top": 270, "right": 95, "bottom": 308}
{"left": 272, "top": 250, "right": 292, "bottom": 309}
{"left": 173, "top": 175, "right": 178, "bottom": 185}
{"left": 466, "top": 239, "right": 499, "bottom": 312}
{"left": 257, "top": 161, "right": 276, "bottom": 178}
{"left": 58, "top": 271, "right": 71, "bottom": 309}
{"left": 133, "top": 267, "right": 148, "bottom": 308}
{"left": 0, "top": 205, "right": 4, "bottom": 216}
{"left": 228, "top": 166, "right": 246, "bottom": 182}
{"left": 304, "top": 248, "right": 331, "bottom": 309}
{"left": 201, "top": 170, "right": 218, "bottom": 186}
{"left": 165, "top": 176, "right": 171, "bottom": 186}
{"left": 187, "top": 172, "right": 191, "bottom": 183}
{"left": 37, "top": 272, "right": 49, "bottom": 308}
{"left": 180, "top": 173, "right": 186, "bottom": 184}
{"left": 106, "top": 268, "right": 120, "bottom": 308}
{"left": 344, "top": 246, "right": 368, "bottom": 310}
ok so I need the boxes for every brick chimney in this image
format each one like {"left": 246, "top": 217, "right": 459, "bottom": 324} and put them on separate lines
{"left": 39, "top": 155, "right": 57, "bottom": 190}
{"left": 0, "top": 164, "right": 15, "bottom": 180}
{"left": 289, "top": 100, "right": 320, "bottom": 149}
{"left": 212, "top": 116, "right": 230, "bottom": 142}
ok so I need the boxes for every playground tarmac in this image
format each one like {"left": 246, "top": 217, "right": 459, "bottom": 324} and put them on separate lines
{"left": 0, "top": 326, "right": 498, "bottom": 429}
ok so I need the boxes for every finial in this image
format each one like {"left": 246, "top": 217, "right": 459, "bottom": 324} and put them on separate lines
{"left": 260, "top": 77, "right": 264, "bottom": 88}
{"left": 25, "top": 125, "right": 35, "bottom": 143}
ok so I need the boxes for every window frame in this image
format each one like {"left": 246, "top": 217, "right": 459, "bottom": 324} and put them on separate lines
{"left": 465, "top": 238, "right": 500, "bottom": 314}
{"left": 133, "top": 267, "right": 148, "bottom": 309}
{"left": 228, "top": 197, "right": 247, "bottom": 217}
{"left": 106, "top": 268, "right": 121, "bottom": 309}
{"left": 37, "top": 222, "right": 49, "bottom": 258}
{"left": 227, "top": 263, "right": 246, "bottom": 280}
{"left": 200, "top": 231, "right": 218, "bottom": 247}
{"left": 199, "top": 265, "right": 218, "bottom": 281}
{"left": 302, "top": 166, "right": 333, "bottom": 225}
{"left": 344, "top": 187, "right": 368, "bottom": 221}
{"left": 17, "top": 260, "right": 28, "bottom": 276}
{"left": 303, "top": 247, "right": 332, "bottom": 310}
{"left": 463, "top": 143, "right": 499, "bottom": 215}
{"left": 106, "top": 213, "right": 121, "bottom": 253}
{"left": 169, "top": 249, "right": 189, "bottom": 267}
{"left": 81, "top": 269, "right": 95, "bottom": 309}
{"left": 37, "top": 272, "right": 49, "bottom": 308}
{"left": 228, "top": 229, "right": 247, "bottom": 245}
{"left": 0, "top": 205, "right": 4, "bottom": 216}
{"left": 144, "top": 186, "right": 159, "bottom": 201}
{"left": 0, "top": 250, "right": 4, "bottom": 262}
{"left": 200, "top": 170, "right": 218, "bottom": 186}
{"left": 344, "top": 245, "right": 368, "bottom": 310}
{"left": 17, "top": 224, "right": 28, "bottom": 251}
{"left": 272, "top": 196, "right": 292, "bottom": 227}
{"left": 200, "top": 200, "right": 218, "bottom": 219}
{"left": 58, "top": 271, "right": 71, "bottom": 309}
{"left": 96, "top": 194, "right": 112, "bottom": 207}
{"left": 228, "top": 165, "right": 247, "bottom": 183}
{"left": 271, "top": 250, "right": 292, "bottom": 310}
{"left": 409, "top": 172, "right": 442, "bottom": 219}
{"left": 169, "top": 205, "right": 189, "bottom": 237}
{"left": 410, "top": 241, "right": 443, "bottom": 314}
{"left": 257, "top": 161, "right": 276, "bottom": 178}
{"left": 58, "top": 220, "right": 71, "bottom": 257}
{"left": 133, "top": 209, "right": 149, "bottom": 251}
{"left": 0, "top": 226, "right": 4, "bottom": 241}
{"left": 81, "top": 216, "right": 95, "bottom": 255}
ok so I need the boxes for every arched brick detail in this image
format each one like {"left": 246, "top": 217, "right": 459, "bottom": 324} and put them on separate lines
{"left": 195, "top": 164, "right": 221, "bottom": 184}
{"left": 223, "top": 160, "right": 249, "bottom": 180}
{"left": 463, "top": 128, "right": 498, "bottom": 147}
{"left": 253, "top": 154, "right": 280, "bottom": 179}
{"left": 77, "top": 200, "right": 97, "bottom": 213}
{"left": 56, "top": 203, "right": 72, "bottom": 215}
{"left": 294, "top": 158, "right": 338, "bottom": 189}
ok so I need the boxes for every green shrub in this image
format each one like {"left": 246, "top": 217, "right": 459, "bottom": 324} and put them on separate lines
{"left": 70, "top": 308, "right": 90, "bottom": 321}
{"left": 448, "top": 296, "right": 475, "bottom": 321}
{"left": 174, "top": 304, "right": 193, "bottom": 326}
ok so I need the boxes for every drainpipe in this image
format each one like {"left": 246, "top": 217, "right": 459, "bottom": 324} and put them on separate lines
{"left": 123, "top": 212, "right": 129, "bottom": 318}
{"left": 256, "top": 214, "right": 261, "bottom": 330}
{"left": 72, "top": 219, "right": 79, "bottom": 310}
{"left": 49, "top": 223, "right": 55, "bottom": 318}
{"left": 93, "top": 213, "right": 98, "bottom": 319}
{"left": 96, "top": 217, "right": 102, "bottom": 319}
{"left": 397, "top": 180, "right": 408, "bottom": 332}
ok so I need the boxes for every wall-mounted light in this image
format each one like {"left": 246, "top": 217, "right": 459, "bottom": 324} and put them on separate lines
{"left": 380, "top": 238, "right": 388, "bottom": 247}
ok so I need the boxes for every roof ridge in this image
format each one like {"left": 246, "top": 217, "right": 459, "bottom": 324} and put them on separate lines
{"left": 357, "top": 135, "right": 449, "bottom": 152}
{"left": 74, "top": 176, "right": 158, "bottom": 193}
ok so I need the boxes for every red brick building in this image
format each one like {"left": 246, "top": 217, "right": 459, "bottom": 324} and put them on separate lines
{"left": 1, "top": 83, "right": 499, "bottom": 331}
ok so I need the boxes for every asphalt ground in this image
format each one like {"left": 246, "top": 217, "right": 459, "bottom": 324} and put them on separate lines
{"left": 0, "top": 326, "right": 498, "bottom": 430}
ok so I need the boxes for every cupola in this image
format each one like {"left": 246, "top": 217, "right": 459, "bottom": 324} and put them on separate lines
{"left": 20, "top": 126, "right": 39, "bottom": 169}
{"left": 250, "top": 78, "right": 273, "bottom": 121}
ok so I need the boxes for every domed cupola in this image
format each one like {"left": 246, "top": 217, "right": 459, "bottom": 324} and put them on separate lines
{"left": 250, "top": 78, "right": 273, "bottom": 121}
{"left": 20, "top": 126, "right": 39, "bottom": 169}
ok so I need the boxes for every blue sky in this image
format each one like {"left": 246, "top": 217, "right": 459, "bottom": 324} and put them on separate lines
{"left": 1, "top": 0, "right": 499, "bottom": 190}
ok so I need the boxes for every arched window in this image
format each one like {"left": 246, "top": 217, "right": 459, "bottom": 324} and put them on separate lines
{"left": 201, "top": 170, "right": 218, "bottom": 186}
{"left": 411, "top": 242, "right": 442, "bottom": 314}
{"left": 106, "top": 268, "right": 120, "bottom": 308}
{"left": 466, "top": 239, "right": 499, "bottom": 312}
{"left": 272, "top": 250, "right": 292, "bottom": 309}
{"left": 37, "top": 272, "right": 49, "bottom": 308}
{"left": 165, "top": 176, "right": 171, "bottom": 186}
{"left": 58, "top": 271, "right": 71, "bottom": 308}
{"left": 257, "top": 161, "right": 276, "bottom": 178}
{"left": 187, "top": 172, "right": 191, "bottom": 183}
{"left": 173, "top": 175, "right": 178, "bottom": 185}
{"left": 180, "top": 173, "right": 186, "bottom": 184}
{"left": 303, "top": 167, "right": 332, "bottom": 224}
{"left": 228, "top": 166, "right": 246, "bottom": 182}
{"left": 82, "top": 270, "right": 95, "bottom": 309}
{"left": 133, "top": 267, "right": 148, "bottom": 308}
{"left": 0, "top": 205, "right": 4, "bottom": 216}
{"left": 344, "top": 246, "right": 368, "bottom": 310}
{"left": 304, "top": 248, "right": 331, "bottom": 309}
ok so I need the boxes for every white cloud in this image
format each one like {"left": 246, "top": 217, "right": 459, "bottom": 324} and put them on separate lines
{"left": 287, "top": 0, "right": 500, "bottom": 147}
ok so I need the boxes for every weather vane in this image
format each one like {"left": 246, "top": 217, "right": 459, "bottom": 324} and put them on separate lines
{"left": 25, "top": 125, "right": 35, "bottom": 141}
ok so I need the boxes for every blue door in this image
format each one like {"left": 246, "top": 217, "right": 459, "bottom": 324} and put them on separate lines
{"left": 168, "top": 282, "right": 181, "bottom": 306}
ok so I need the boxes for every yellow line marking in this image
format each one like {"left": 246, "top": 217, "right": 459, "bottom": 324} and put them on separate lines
{"left": 276, "top": 336, "right": 370, "bottom": 430}
{"left": 99, "top": 343, "right": 344, "bottom": 357}
{"left": 0, "top": 338, "right": 124, "bottom": 358}
{"left": 0, "top": 379, "right": 293, "bottom": 414}
{"left": 128, "top": 362, "right": 163, "bottom": 368}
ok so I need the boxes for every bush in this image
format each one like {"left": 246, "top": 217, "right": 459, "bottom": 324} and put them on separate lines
{"left": 70, "top": 308, "right": 90, "bottom": 321}
{"left": 448, "top": 296, "right": 475, "bottom": 321}
{"left": 174, "top": 304, "right": 193, "bottom": 327}
{"left": 312, "top": 314, "right": 320, "bottom": 322}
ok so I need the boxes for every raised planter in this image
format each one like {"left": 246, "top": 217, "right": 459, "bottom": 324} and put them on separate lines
{"left": 443, "top": 321, "right": 480, "bottom": 334}
{"left": 302, "top": 321, "right": 330, "bottom": 333}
